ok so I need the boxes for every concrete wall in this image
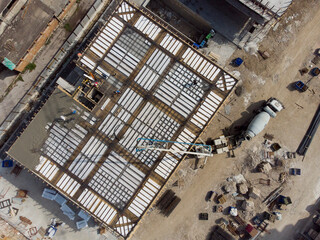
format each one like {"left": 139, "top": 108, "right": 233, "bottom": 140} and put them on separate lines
{"left": 162, "top": 0, "right": 211, "bottom": 32}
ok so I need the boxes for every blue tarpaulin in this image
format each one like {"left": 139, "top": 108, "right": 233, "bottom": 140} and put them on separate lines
{"left": 76, "top": 220, "right": 88, "bottom": 229}
{"left": 61, "top": 203, "right": 75, "bottom": 220}
{"left": 54, "top": 193, "right": 67, "bottom": 206}
{"left": 42, "top": 188, "right": 57, "bottom": 200}
{"left": 78, "top": 209, "right": 91, "bottom": 221}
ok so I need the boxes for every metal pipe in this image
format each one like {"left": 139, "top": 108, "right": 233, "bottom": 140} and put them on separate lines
{"left": 297, "top": 104, "right": 320, "bottom": 156}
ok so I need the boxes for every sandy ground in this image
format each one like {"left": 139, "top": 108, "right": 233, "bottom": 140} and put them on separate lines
{"left": 129, "top": 0, "right": 320, "bottom": 239}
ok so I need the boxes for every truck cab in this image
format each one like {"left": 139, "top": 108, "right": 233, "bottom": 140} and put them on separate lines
{"left": 244, "top": 98, "right": 284, "bottom": 141}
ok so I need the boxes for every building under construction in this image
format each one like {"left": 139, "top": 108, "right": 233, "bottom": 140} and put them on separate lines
{"left": 157, "top": 0, "right": 293, "bottom": 47}
{"left": 6, "top": 1, "right": 237, "bottom": 238}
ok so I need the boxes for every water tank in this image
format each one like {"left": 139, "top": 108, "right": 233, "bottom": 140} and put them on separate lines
{"left": 245, "top": 112, "right": 270, "bottom": 140}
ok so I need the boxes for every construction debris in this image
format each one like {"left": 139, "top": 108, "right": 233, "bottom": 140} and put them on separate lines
{"left": 241, "top": 200, "right": 254, "bottom": 211}
{"left": 207, "top": 191, "right": 217, "bottom": 202}
{"left": 287, "top": 152, "right": 296, "bottom": 159}
{"left": 229, "top": 207, "right": 238, "bottom": 216}
{"left": 264, "top": 212, "right": 276, "bottom": 223}
{"left": 230, "top": 174, "right": 246, "bottom": 184}
{"left": 99, "top": 227, "right": 106, "bottom": 235}
{"left": 258, "top": 50, "right": 270, "bottom": 59}
{"left": 209, "top": 225, "right": 235, "bottom": 240}
{"left": 16, "top": 190, "right": 28, "bottom": 198}
{"left": 19, "top": 216, "right": 32, "bottom": 225}
{"left": 259, "top": 178, "right": 271, "bottom": 186}
{"left": 199, "top": 213, "right": 208, "bottom": 220}
{"left": 245, "top": 224, "right": 260, "bottom": 238}
{"left": 190, "top": 157, "right": 207, "bottom": 170}
{"left": 248, "top": 187, "right": 261, "bottom": 199}
{"left": 279, "top": 172, "right": 287, "bottom": 183}
{"left": 299, "top": 67, "right": 309, "bottom": 75}
{"left": 10, "top": 165, "right": 23, "bottom": 176}
{"left": 263, "top": 133, "right": 274, "bottom": 141}
{"left": 257, "top": 162, "right": 272, "bottom": 173}
{"left": 223, "top": 182, "right": 237, "bottom": 194}
{"left": 8, "top": 206, "right": 19, "bottom": 217}
{"left": 237, "top": 183, "right": 248, "bottom": 195}
{"left": 213, "top": 205, "right": 223, "bottom": 213}
{"left": 217, "top": 195, "right": 227, "bottom": 204}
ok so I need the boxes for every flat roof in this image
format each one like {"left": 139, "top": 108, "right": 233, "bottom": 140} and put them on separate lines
{"left": 0, "top": 1, "right": 55, "bottom": 64}
{"left": 8, "top": 88, "right": 83, "bottom": 170}
{"left": 8, "top": 1, "right": 237, "bottom": 238}
{"left": 0, "top": 0, "right": 11, "bottom": 14}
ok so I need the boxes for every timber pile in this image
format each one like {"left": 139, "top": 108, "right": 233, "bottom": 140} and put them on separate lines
{"left": 156, "top": 190, "right": 181, "bottom": 217}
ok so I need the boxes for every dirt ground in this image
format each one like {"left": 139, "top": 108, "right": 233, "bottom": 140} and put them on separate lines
{"left": 129, "top": 0, "right": 320, "bottom": 239}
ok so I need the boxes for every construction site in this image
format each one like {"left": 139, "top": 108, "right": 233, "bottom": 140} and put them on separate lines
{"left": 0, "top": 0, "right": 320, "bottom": 240}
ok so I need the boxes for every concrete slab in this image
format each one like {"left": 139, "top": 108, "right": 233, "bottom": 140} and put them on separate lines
{"left": 8, "top": 89, "right": 83, "bottom": 170}
{"left": 0, "top": 0, "right": 54, "bottom": 64}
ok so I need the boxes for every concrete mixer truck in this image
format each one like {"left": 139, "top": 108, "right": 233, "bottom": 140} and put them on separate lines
{"left": 236, "top": 98, "right": 284, "bottom": 144}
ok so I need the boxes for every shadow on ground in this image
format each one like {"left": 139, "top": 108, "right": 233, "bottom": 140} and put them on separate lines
{"left": 0, "top": 68, "right": 18, "bottom": 81}
{"left": 223, "top": 100, "right": 266, "bottom": 136}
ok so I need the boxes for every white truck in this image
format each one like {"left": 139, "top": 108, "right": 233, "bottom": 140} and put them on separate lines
{"left": 244, "top": 98, "right": 284, "bottom": 141}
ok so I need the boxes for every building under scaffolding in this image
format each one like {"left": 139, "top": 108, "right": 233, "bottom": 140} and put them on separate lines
{"left": 7, "top": 1, "right": 237, "bottom": 238}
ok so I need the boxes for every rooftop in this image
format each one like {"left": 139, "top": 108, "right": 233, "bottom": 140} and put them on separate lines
{"left": 0, "top": 0, "right": 68, "bottom": 66}
{"left": 8, "top": 1, "right": 237, "bottom": 238}
{"left": 0, "top": 0, "right": 11, "bottom": 15}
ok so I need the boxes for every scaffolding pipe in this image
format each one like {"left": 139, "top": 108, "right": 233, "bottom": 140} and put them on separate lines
{"left": 296, "top": 104, "right": 320, "bottom": 156}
